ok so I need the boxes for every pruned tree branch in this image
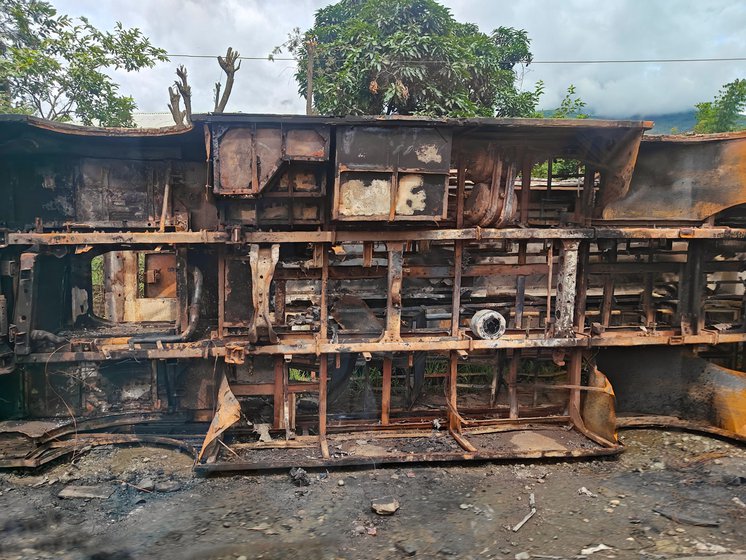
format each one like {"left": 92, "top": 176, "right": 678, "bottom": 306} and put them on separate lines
{"left": 174, "top": 65, "right": 192, "bottom": 124}
{"left": 167, "top": 85, "right": 185, "bottom": 126}
{"left": 212, "top": 82, "right": 221, "bottom": 113}
{"left": 213, "top": 47, "right": 241, "bottom": 113}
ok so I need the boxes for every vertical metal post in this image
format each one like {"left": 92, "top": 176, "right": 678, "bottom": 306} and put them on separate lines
{"left": 319, "top": 243, "right": 329, "bottom": 342}
{"left": 555, "top": 240, "right": 580, "bottom": 337}
{"left": 601, "top": 241, "right": 617, "bottom": 328}
{"left": 273, "top": 356, "right": 284, "bottom": 430}
{"left": 318, "top": 355, "right": 329, "bottom": 458}
{"left": 381, "top": 357, "right": 392, "bottom": 425}
{"left": 508, "top": 350, "right": 520, "bottom": 419}
{"left": 381, "top": 242, "right": 405, "bottom": 341}
{"left": 447, "top": 351, "right": 460, "bottom": 432}
{"left": 567, "top": 348, "right": 583, "bottom": 427}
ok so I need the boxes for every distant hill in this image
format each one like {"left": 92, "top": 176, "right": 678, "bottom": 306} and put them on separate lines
{"left": 604, "top": 111, "right": 698, "bottom": 134}
{"left": 538, "top": 109, "right": 698, "bottom": 134}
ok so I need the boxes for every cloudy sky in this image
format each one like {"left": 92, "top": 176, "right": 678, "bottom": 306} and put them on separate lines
{"left": 55, "top": 0, "right": 746, "bottom": 119}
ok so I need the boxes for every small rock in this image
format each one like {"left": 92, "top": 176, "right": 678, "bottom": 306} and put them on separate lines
{"left": 223, "top": 521, "right": 231, "bottom": 528}
{"left": 237, "top": 556, "right": 247, "bottom": 560}
{"left": 371, "top": 496, "right": 400, "bottom": 515}
{"left": 515, "top": 552, "right": 530, "bottom": 560}
{"left": 138, "top": 478, "right": 155, "bottom": 492}
{"left": 354, "top": 525, "right": 365, "bottom": 535}
{"left": 396, "top": 541, "right": 417, "bottom": 556}
{"left": 154, "top": 480, "right": 181, "bottom": 493}
{"left": 610, "top": 499, "right": 621, "bottom": 506}
{"left": 459, "top": 503, "right": 471, "bottom": 510}
{"left": 338, "top": 479, "right": 345, "bottom": 487}
{"left": 366, "top": 526, "right": 377, "bottom": 536}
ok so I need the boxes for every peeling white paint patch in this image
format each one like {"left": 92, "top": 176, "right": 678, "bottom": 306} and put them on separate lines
{"left": 395, "top": 174, "right": 427, "bottom": 215}
{"left": 415, "top": 144, "right": 442, "bottom": 164}
{"left": 71, "top": 286, "right": 89, "bottom": 323}
{"left": 339, "top": 178, "right": 391, "bottom": 217}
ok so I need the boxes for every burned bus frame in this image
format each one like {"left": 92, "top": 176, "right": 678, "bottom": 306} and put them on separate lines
{"left": 0, "top": 114, "right": 744, "bottom": 472}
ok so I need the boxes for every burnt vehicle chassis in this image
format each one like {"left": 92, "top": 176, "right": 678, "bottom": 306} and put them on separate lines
{"left": 0, "top": 114, "right": 745, "bottom": 472}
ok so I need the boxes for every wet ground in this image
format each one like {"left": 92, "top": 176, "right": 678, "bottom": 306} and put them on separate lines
{"left": 0, "top": 429, "right": 745, "bottom": 560}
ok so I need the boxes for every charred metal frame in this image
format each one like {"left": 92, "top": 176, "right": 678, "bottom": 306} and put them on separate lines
{"left": 0, "top": 115, "right": 745, "bottom": 471}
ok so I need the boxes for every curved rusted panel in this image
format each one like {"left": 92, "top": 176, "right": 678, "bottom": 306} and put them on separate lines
{"left": 601, "top": 131, "right": 746, "bottom": 222}
{"left": 598, "top": 347, "right": 746, "bottom": 441}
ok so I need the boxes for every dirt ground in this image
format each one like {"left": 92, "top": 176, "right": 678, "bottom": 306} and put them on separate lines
{"left": 0, "top": 429, "right": 745, "bottom": 560}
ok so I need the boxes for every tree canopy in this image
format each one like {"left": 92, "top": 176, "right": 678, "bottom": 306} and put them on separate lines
{"left": 0, "top": 0, "right": 167, "bottom": 126}
{"left": 694, "top": 79, "right": 746, "bottom": 134}
{"left": 278, "top": 0, "right": 538, "bottom": 117}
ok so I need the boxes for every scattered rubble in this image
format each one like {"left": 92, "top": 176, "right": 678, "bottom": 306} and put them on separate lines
{"left": 289, "top": 467, "right": 310, "bottom": 487}
{"left": 580, "top": 543, "right": 612, "bottom": 555}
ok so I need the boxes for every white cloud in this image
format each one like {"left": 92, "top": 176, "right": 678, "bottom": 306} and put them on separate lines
{"left": 53, "top": 0, "right": 746, "bottom": 118}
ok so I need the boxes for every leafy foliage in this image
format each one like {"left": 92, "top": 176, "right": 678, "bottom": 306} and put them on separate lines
{"left": 550, "top": 84, "right": 587, "bottom": 119}
{"left": 532, "top": 84, "right": 587, "bottom": 178}
{"left": 694, "top": 79, "right": 746, "bottom": 133}
{"left": 276, "top": 0, "right": 536, "bottom": 117}
{"left": 0, "top": 0, "right": 167, "bottom": 126}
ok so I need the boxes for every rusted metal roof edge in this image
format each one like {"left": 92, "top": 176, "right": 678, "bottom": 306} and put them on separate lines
{"left": 642, "top": 129, "right": 746, "bottom": 143}
{"left": 193, "top": 112, "right": 654, "bottom": 130}
{"left": 0, "top": 114, "right": 193, "bottom": 137}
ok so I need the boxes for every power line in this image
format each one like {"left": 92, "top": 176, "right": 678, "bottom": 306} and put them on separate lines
{"left": 166, "top": 53, "right": 746, "bottom": 64}
{"left": 533, "top": 57, "right": 746, "bottom": 64}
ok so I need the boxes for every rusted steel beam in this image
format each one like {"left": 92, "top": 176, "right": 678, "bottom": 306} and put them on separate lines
{"left": 230, "top": 382, "right": 319, "bottom": 396}
{"left": 451, "top": 241, "right": 463, "bottom": 336}
{"left": 22, "top": 329, "right": 746, "bottom": 364}
{"left": 380, "top": 242, "right": 405, "bottom": 342}
{"left": 319, "top": 355, "right": 330, "bottom": 458}
{"left": 273, "top": 357, "right": 284, "bottom": 430}
{"left": 381, "top": 357, "right": 392, "bottom": 425}
{"left": 6, "top": 232, "right": 229, "bottom": 245}
{"left": 555, "top": 240, "right": 580, "bottom": 337}
{"left": 275, "top": 263, "right": 550, "bottom": 280}
{"left": 508, "top": 351, "right": 520, "bottom": 419}
{"left": 9, "top": 226, "right": 746, "bottom": 248}
{"left": 600, "top": 241, "right": 617, "bottom": 328}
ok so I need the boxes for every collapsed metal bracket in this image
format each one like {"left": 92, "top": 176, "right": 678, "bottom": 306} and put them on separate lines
{"left": 248, "top": 244, "right": 280, "bottom": 344}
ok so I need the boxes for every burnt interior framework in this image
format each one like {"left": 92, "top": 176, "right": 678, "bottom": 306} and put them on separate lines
{"left": 0, "top": 114, "right": 745, "bottom": 472}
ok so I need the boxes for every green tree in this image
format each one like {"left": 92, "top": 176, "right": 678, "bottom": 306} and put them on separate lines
{"left": 275, "top": 0, "right": 537, "bottom": 117}
{"left": 694, "top": 79, "right": 746, "bottom": 133}
{"left": 0, "top": 0, "right": 167, "bottom": 126}
{"left": 551, "top": 84, "right": 588, "bottom": 119}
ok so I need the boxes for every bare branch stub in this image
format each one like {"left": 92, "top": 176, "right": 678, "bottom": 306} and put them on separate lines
{"left": 213, "top": 82, "right": 222, "bottom": 113}
{"left": 175, "top": 65, "right": 193, "bottom": 124}
{"left": 214, "top": 47, "right": 241, "bottom": 114}
{"left": 167, "top": 85, "right": 185, "bottom": 126}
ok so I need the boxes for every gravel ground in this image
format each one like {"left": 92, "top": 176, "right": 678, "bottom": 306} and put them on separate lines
{"left": 0, "top": 429, "right": 745, "bottom": 560}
